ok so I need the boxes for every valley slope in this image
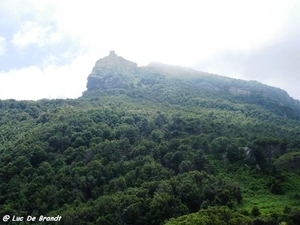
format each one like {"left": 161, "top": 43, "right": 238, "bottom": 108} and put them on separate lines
{"left": 0, "top": 52, "right": 300, "bottom": 225}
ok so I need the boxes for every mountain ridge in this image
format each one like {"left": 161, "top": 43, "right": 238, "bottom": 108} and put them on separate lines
{"left": 1, "top": 52, "right": 300, "bottom": 225}
{"left": 84, "top": 51, "right": 300, "bottom": 120}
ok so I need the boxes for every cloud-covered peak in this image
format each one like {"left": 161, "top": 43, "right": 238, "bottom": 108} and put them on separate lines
{"left": 0, "top": 1, "right": 300, "bottom": 100}
{"left": 86, "top": 51, "right": 138, "bottom": 91}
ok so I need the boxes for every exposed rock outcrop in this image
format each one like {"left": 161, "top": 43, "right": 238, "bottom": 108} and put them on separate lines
{"left": 86, "top": 51, "right": 138, "bottom": 91}
{"left": 84, "top": 51, "right": 300, "bottom": 118}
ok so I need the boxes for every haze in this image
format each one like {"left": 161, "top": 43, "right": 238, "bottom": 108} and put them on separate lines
{"left": 0, "top": 0, "right": 299, "bottom": 100}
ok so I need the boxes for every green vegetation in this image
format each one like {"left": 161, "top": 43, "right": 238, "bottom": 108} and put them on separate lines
{"left": 0, "top": 54, "right": 300, "bottom": 224}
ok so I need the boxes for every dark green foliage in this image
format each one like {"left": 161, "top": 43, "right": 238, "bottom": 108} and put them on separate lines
{"left": 274, "top": 151, "right": 300, "bottom": 174}
{"left": 165, "top": 206, "right": 252, "bottom": 225}
{"left": 226, "top": 143, "right": 245, "bottom": 163}
{"left": 1, "top": 57, "right": 300, "bottom": 224}
{"left": 252, "top": 217, "right": 265, "bottom": 225}
{"left": 267, "top": 177, "right": 285, "bottom": 195}
{"left": 210, "top": 136, "right": 230, "bottom": 157}
{"left": 291, "top": 209, "right": 300, "bottom": 224}
{"left": 252, "top": 206, "right": 261, "bottom": 217}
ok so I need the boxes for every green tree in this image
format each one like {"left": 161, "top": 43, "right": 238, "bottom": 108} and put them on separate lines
{"left": 211, "top": 136, "right": 230, "bottom": 158}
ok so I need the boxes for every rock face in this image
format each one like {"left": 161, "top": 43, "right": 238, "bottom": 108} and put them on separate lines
{"left": 85, "top": 51, "right": 300, "bottom": 117}
{"left": 86, "top": 51, "right": 138, "bottom": 91}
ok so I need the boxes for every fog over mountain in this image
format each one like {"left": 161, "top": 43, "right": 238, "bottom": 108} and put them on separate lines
{"left": 82, "top": 51, "right": 300, "bottom": 117}
{"left": 0, "top": 1, "right": 299, "bottom": 100}
{"left": 0, "top": 48, "right": 300, "bottom": 225}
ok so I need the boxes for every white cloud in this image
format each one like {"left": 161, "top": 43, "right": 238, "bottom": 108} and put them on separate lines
{"left": 0, "top": 53, "right": 96, "bottom": 100}
{"left": 12, "top": 21, "right": 61, "bottom": 49}
{"left": 7, "top": 0, "right": 298, "bottom": 63}
{"left": 0, "top": 0, "right": 57, "bottom": 23}
{"left": 0, "top": 36, "right": 6, "bottom": 55}
{"left": 1, "top": 0, "right": 300, "bottom": 100}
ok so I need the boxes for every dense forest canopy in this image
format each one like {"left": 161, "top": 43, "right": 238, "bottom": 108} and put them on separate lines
{"left": 0, "top": 52, "right": 300, "bottom": 224}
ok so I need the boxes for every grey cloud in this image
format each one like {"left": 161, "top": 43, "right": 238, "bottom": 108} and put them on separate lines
{"left": 194, "top": 16, "right": 300, "bottom": 100}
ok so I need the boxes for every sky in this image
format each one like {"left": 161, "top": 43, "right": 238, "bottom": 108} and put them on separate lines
{"left": 0, "top": 0, "right": 299, "bottom": 100}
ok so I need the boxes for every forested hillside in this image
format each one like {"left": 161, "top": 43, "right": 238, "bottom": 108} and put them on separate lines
{"left": 0, "top": 52, "right": 300, "bottom": 224}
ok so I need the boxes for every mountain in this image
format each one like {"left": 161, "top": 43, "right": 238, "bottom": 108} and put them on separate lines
{"left": 0, "top": 52, "right": 300, "bottom": 225}
{"left": 85, "top": 51, "right": 300, "bottom": 120}
{"left": 86, "top": 51, "right": 139, "bottom": 90}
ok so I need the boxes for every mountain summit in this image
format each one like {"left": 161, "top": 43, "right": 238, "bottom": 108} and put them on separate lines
{"left": 85, "top": 51, "right": 300, "bottom": 119}
{"left": 86, "top": 51, "right": 138, "bottom": 90}
{"left": 1, "top": 52, "right": 300, "bottom": 225}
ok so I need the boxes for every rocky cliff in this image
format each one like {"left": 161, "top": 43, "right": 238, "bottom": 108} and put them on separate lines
{"left": 86, "top": 51, "right": 139, "bottom": 91}
{"left": 85, "top": 51, "right": 300, "bottom": 117}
